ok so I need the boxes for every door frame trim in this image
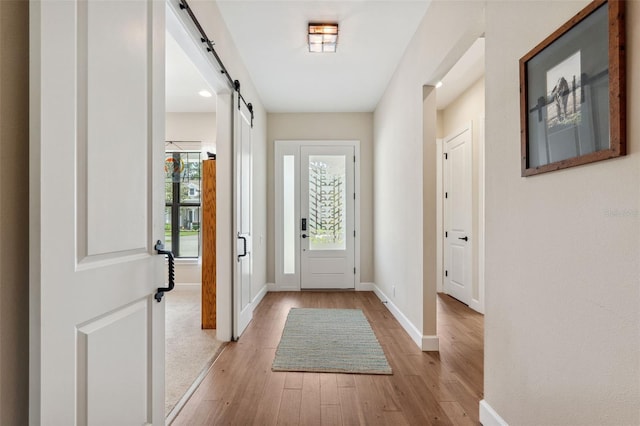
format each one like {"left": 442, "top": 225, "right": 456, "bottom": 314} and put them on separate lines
{"left": 436, "top": 137, "right": 444, "bottom": 293}
{"left": 274, "top": 140, "right": 361, "bottom": 291}
{"left": 166, "top": 0, "right": 236, "bottom": 340}
{"left": 474, "top": 114, "right": 486, "bottom": 314}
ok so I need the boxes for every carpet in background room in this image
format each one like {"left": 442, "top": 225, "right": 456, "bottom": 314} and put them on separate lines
{"left": 165, "top": 285, "right": 225, "bottom": 415}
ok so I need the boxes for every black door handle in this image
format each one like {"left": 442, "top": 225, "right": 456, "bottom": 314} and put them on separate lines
{"left": 302, "top": 234, "right": 308, "bottom": 239}
{"left": 238, "top": 234, "right": 247, "bottom": 261}
{"left": 458, "top": 236, "right": 469, "bottom": 241}
{"left": 154, "top": 240, "right": 175, "bottom": 302}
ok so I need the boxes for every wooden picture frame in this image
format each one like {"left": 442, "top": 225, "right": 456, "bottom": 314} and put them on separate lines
{"left": 519, "top": 0, "right": 626, "bottom": 177}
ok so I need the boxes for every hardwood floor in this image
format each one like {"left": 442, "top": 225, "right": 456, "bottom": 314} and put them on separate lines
{"left": 172, "top": 291, "right": 483, "bottom": 425}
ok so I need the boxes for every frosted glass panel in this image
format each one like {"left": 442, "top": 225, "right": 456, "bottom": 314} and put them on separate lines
{"left": 308, "top": 155, "right": 346, "bottom": 251}
{"left": 283, "top": 156, "right": 295, "bottom": 274}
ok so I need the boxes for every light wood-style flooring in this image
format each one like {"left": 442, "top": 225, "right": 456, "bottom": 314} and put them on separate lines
{"left": 173, "top": 291, "right": 483, "bottom": 425}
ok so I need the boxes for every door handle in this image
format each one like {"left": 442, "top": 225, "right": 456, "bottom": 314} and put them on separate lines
{"left": 301, "top": 234, "right": 308, "bottom": 239}
{"left": 154, "top": 240, "right": 175, "bottom": 302}
{"left": 458, "top": 236, "right": 469, "bottom": 241}
{"left": 237, "top": 233, "right": 247, "bottom": 261}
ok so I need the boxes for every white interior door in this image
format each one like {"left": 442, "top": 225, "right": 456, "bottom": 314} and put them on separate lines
{"left": 443, "top": 127, "right": 473, "bottom": 305}
{"left": 234, "top": 94, "right": 253, "bottom": 338}
{"left": 300, "top": 146, "right": 355, "bottom": 289}
{"left": 29, "top": 0, "right": 165, "bottom": 424}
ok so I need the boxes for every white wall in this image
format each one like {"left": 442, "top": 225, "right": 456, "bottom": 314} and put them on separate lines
{"left": 484, "top": 1, "right": 640, "bottom": 424}
{"left": 0, "top": 2, "right": 28, "bottom": 423}
{"left": 439, "top": 76, "right": 485, "bottom": 308}
{"left": 165, "top": 112, "right": 216, "bottom": 284}
{"left": 373, "top": 1, "right": 485, "bottom": 344}
{"left": 166, "top": 112, "right": 217, "bottom": 153}
{"left": 187, "top": 1, "right": 268, "bottom": 341}
{"left": 266, "top": 113, "right": 374, "bottom": 284}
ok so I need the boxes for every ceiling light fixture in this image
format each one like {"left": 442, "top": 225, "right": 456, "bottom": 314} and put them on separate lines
{"left": 308, "top": 23, "right": 338, "bottom": 53}
{"left": 435, "top": 81, "right": 443, "bottom": 89}
{"left": 198, "top": 90, "right": 212, "bottom": 98}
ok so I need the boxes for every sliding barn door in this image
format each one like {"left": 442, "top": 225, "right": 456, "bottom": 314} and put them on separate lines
{"left": 234, "top": 93, "right": 253, "bottom": 338}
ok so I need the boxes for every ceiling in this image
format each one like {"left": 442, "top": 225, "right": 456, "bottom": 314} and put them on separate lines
{"left": 165, "top": 1, "right": 485, "bottom": 114}
{"left": 165, "top": 31, "right": 217, "bottom": 113}
{"left": 216, "top": 0, "right": 432, "bottom": 112}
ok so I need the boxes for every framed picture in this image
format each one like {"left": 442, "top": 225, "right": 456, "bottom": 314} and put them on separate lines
{"left": 519, "top": 0, "right": 626, "bottom": 177}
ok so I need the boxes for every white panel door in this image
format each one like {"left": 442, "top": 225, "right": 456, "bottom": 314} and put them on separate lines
{"left": 30, "top": 0, "right": 165, "bottom": 424}
{"left": 444, "top": 127, "right": 473, "bottom": 305}
{"left": 301, "top": 146, "right": 355, "bottom": 289}
{"left": 234, "top": 94, "right": 253, "bottom": 338}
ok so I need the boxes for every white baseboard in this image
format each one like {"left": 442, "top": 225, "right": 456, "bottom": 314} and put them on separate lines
{"left": 356, "top": 282, "right": 374, "bottom": 291}
{"left": 372, "top": 284, "right": 440, "bottom": 352}
{"left": 372, "top": 285, "right": 423, "bottom": 349}
{"left": 267, "top": 283, "right": 299, "bottom": 292}
{"left": 268, "top": 282, "right": 374, "bottom": 292}
{"left": 421, "top": 335, "right": 439, "bottom": 351}
{"left": 250, "top": 285, "right": 268, "bottom": 311}
{"left": 479, "top": 400, "right": 508, "bottom": 426}
{"left": 469, "top": 297, "right": 484, "bottom": 314}
{"left": 173, "top": 282, "right": 201, "bottom": 287}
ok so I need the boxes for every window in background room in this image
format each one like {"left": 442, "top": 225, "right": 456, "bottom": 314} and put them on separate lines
{"left": 165, "top": 151, "right": 202, "bottom": 258}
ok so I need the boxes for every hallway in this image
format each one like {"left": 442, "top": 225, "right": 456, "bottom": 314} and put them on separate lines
{"left": 172, "top": 291, "right": 483, "bottom": 425}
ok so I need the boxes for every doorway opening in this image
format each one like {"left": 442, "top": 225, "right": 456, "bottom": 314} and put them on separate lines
{"left": 164, "top": 8, "right": 223, "bottom": 420}
{"left": 435, "top": 36, "right": 485, "bottom": 314}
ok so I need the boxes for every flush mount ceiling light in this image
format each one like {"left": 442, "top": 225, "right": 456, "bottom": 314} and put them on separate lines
{"left": 308, "top": 23, "right": 338, "bottom": 53}
{"left": 198, "top": 90, "right": 212, "bottom": 98}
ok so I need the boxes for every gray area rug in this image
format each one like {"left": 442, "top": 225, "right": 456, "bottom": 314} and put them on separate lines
{"left": 272, "top": 308, "right": 392, "bottom": 375}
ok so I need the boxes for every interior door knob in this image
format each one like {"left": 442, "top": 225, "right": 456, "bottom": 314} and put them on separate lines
{"left": 458, "top": 236, "right": 469, "bottom": 241}
{"left": 302, "top": 234, "right": 308, "bottom": 239}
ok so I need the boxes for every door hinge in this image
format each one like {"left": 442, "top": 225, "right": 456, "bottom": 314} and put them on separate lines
{"left": 444, "top": 153, "right": 448, "bottom": 160}
{"left": 353, "top": 193, "right": 356, "bottom": 200}
{"left": 445, "top": 192, "right": 448, "bottom": 199}
{"left": 445, "top": 231, "right": 448, "bottom": 238}
{"left": 354, "top": 155, "right": 356, "bottom": 163}
{"left": 354, "top": 267, "right": 356, "bottom": 274}
{"left": 445, "top": 270, "right": 448, "bottom": 277}
{"left": 354, "top": 230, "right": 356, "bottom": 237}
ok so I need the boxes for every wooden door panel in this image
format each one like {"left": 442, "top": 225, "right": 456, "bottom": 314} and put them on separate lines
{"left": 202, "top": 159, "right": 216, "bottom": 329}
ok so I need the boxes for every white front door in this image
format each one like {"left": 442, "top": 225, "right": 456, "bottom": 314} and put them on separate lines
{"left": 234, "top": 94, "right": 253, "bottom": 338}
{"left": 30, "top": 1, "right": 165, "bottom": 424}
{"left": 443, "top": 126, "right": 473, "bottom": 305}
{"left": 300, "top": 146, "right": 355, "bottom": 289}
